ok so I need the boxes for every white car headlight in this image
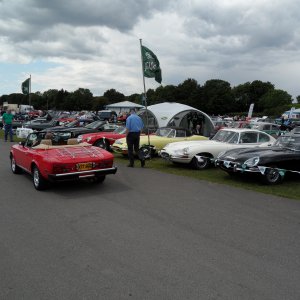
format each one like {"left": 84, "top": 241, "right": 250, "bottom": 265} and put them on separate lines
{"left": 114, "top": 139, "right": 123, "bottom": 145}
{"left": 77, "top": 135, "right": 83, "bottom": 143}
{"left": 183, "top": 147, "right": 189, "bottom": 155}
{"left": 244, "top": 157, "right": 260, "bottom": 167}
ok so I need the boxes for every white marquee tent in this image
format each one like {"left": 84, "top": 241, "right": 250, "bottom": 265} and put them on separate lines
{"left": 137, "top": 102, "right": 214, "bottom": 137}
{"left": 105, "top": 101, "right": 144, "bottom": 113}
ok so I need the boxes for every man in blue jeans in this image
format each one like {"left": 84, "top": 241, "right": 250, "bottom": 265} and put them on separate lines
{"left": 125, "top": 109, "right": 145, "bottom": 167}
{"left": 2, "top": 109, "right": 14, "bottom": 142}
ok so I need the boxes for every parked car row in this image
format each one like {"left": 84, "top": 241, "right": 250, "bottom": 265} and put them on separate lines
{"left": 9, "top": 123, "right": 300, "bottom": 190}
{"left": 110, "top": 126, "right": 299, "bottom": 185}
{"left": 159, "top": 128, "right": 276, "bottom": 169}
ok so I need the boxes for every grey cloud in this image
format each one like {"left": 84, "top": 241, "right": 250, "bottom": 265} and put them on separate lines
{"left": 180, "top": 1, "right": 300, "bottom": 53}
{"left": 0, "top": 0, "right": 171, "bottom": 36}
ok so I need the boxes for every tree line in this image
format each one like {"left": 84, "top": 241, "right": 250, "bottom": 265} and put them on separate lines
{"left": 1, "top": 79, "right": 299, "bottom": 117}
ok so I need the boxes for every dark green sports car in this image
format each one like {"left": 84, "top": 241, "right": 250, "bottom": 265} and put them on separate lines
{"left": 216, "top": 129, "right": 300, "bottom": 184}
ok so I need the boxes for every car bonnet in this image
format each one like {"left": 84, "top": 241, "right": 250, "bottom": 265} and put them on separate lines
{"left": 163, "top": 139, "right": 216, "bottom": 150}
{"left": 220, "top": 146, "right": 282, "bottom": 161}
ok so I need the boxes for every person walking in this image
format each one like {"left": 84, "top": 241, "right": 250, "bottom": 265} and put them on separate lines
{"left": 2, "top": 109, "right": 14, "bottom": 142}
{"left": 125, "top": 109, "right": 145, "bottom": 167}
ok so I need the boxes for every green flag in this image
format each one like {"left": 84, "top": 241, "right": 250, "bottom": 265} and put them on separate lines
{"left": 141, "top": 45, "right": 162, "bottom": 84}
{"left": 21, "top": 78, "right": 30, "bottom": 95}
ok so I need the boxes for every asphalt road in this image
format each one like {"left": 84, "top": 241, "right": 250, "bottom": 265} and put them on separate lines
{"left": 0, "top": 140, "right": 299, "bottom": 300}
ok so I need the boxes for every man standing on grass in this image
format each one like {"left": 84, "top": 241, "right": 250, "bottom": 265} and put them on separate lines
{"left": 125, "top": 109, "right": 145, "bottom": 168}
{"left": 2, "top": 109, "right": 14, "bottom": 142}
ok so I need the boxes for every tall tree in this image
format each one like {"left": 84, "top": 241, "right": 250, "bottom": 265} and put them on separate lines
{"left": 232, "top": 82, "right": 251, "bottom": 112}
{"left": 103, "top": 89, "right": 125, "bottom": 104}
{"left": 202, "top": 79, "right": 234, "bottom": 114}
{"left": 249, "top": 80, "right": 274, "bottom": 107}
{"left": 43, "top": 89, "right": 59, "bottom": 110}
{"left": 176, "top": 79, "right": 199, "bottom": 102}
{"left": 126, "top": 93, "right": 141, "bottom": 104}
{"left": 258, "top": 89, "right": 292, "bottom": 116}
{"left": 92, "top": 96, "right": 109, "bottom": 112}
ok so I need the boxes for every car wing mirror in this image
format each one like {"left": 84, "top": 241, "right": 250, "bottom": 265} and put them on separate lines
{"left": 19, "top": 141, "right": 26, "bottom": 147}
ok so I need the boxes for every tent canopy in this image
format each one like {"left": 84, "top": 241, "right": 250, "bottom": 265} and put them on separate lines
{"left": 137, "top": 102, "right": 215, "bottom": 137}
{"left": 106, "top": 101, "right": 144, "bottom": 113}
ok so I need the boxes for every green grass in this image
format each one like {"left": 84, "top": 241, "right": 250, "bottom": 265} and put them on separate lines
{"left": 115, "top": 154, "right": 300, "bottom": 200}
{"left": 0, "top": 130, "right": 24, "bottom": 142}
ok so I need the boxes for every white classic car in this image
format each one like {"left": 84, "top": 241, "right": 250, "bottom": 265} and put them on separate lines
{"left": 159, "top": 128, "right": 277, "bottom": 169}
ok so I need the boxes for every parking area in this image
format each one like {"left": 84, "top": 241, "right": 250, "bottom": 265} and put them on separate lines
{"left": 0, "top": 140, "right": 300, "bottom": 299}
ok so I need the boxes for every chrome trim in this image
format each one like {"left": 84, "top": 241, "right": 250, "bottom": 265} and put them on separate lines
{"left": 51, "top": 166, "right": 117, "bottom": 177}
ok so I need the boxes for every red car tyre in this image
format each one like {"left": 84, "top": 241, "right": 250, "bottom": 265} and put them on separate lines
{"left": 11, "top": 156, "right": 22, "bottom": 174}
{"left": 32, "top": 165, "right": 48, "bottom": 190}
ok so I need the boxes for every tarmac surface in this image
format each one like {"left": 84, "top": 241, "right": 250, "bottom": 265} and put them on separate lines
{"left": 0, "top": 139, "right": 299, "bottom": 299}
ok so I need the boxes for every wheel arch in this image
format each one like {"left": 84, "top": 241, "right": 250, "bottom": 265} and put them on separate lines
{"left": 195, "top": 152, "right": 214, "bottom": 159}
{"left": 94, "top": 137, "right": 110, "bottom": 149}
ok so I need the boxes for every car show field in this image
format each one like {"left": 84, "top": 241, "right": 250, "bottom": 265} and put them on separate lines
{"left": 1, "top": 130, "right": 299, "bottom": 199}
{"left": 0, "top": 137, "right": 299, "bottom": 300}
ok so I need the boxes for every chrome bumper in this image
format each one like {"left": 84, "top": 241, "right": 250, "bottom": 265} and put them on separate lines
{"left": 48, "top": 166, "right": 117, "bottom": 180}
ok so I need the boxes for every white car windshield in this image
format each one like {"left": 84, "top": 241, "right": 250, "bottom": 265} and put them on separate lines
{"left": 274, "top": 135, "right": 300, "bottom": 151}
{"left": 155, "top": 128, "right": 176, "bottom": 138}
{"left": 212, "top": 130, "right": 239, "bottom": 143}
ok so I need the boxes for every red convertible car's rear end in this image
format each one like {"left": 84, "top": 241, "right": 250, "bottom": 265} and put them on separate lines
{"left": 10, "top": 141, "right": 117, "bottom": 190}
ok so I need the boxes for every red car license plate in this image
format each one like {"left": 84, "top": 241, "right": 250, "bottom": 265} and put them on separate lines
{"left": 77, "top": 162, "right": 93, "bottom": 171}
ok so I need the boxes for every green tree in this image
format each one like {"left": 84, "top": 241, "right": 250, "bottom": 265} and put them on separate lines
{"left": 153, "top": 85, "right": 177, "bottom": 104}
{"left": 258, "top": 89, "right": 292, "bottom": 116}
{"left": 43, "top": 89, "right": 60, "bottom": 110}
{"left": 176, "top": 79, "right": 198, "bottom": 102}
{"left": 30, "top": 92, "right": 44, "bottom": 109}
{"left": 249, "top": 81, "right": 274, "bottom": 108}
{"left": 103, "top": 89, "right": 125, "bottom": 104}
{"left": 145, "top": 89, "right": 155, "bottom": 106}
{"left": 56, "top": 89, "right": 70, "bottom": 110}
{"left": 126, "top": 93, "right": 142, "bottom": 104}
{"left": 202, "top": 79, "right": 234, "bottom": 114}
{"left": 92, "top": 96, "right": 109, "bottom": 112}
{"left": 232, "top": 82, "right": 251, "bottom": 112}
{"left": 73, "top": 88, "right": 93, "bottom": 110}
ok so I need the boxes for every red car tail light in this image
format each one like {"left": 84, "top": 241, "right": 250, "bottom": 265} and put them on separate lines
{"left": 52, "top": 164, "right": 75, "bottom": 174}
{"left": 93, "top": 160, "right": 113, "bottom": 169}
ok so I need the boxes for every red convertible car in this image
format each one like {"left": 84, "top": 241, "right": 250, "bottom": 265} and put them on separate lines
{"left": 10, "top": 131, "right": 117, "bottom": 190}
{"left": 77, "top": 126, "right": 127, "bottom": 150}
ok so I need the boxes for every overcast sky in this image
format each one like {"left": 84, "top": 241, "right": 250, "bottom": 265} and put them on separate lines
{"left": 1, "top": 0, "right": 300, "bottom": 100}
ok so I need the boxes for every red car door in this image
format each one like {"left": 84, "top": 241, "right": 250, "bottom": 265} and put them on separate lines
{"left": 16, "top": 144, "right": 35, "bottom": 172}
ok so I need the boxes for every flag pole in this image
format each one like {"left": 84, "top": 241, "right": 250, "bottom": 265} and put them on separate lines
{"left": 29, "top": 74, "right": 32, "bottom": 111}
{"left": 139, "top": 39, "right": 150, "bottom": 146}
